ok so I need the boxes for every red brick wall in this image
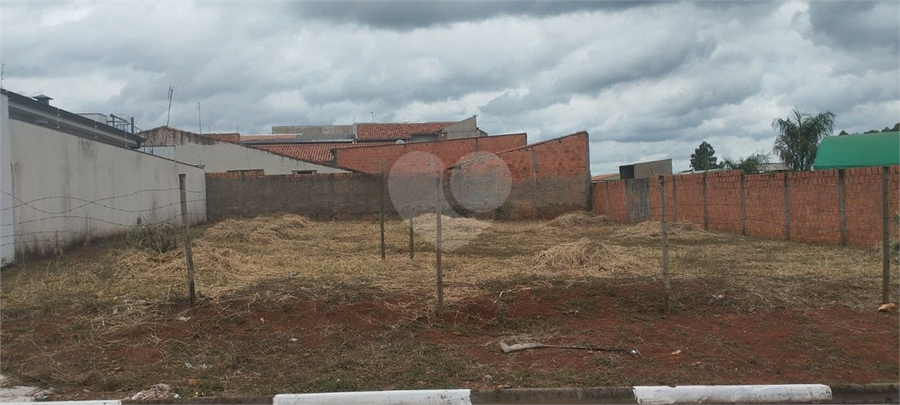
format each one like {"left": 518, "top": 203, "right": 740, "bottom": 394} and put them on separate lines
{"left": 333, "top": 133, "right": 527, "bottom": 174}
{"left": 593, "top": 180, "right": 628, "bottom": 222}
{"left": 743, "top": 173, "right": 787, "bottom": 239}
{"left": 591, "top": 165, "right": 900, "bottom": 247}
{"left": 674, "top": 173, "right": 705, "bottom": 226}
{"left": 787, "top": 170, "right": 840, "bottom": 244}
{"left": 448, "top": 132, "right": 591, "bottom": 219}
{"left": 706, "top": 170, "right": 742, "bottom": 233}
{"left": 844, "top": 166, "right": 900, "bottom": 246}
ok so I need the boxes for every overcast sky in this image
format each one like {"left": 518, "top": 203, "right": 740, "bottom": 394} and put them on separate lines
{"left": 2, "top": 1, "right": 898, "bottom": 174}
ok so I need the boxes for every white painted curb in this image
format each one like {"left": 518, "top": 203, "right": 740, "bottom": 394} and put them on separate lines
{"left": 2, "top": 402, "right": 120, "bottom": 405}
{"left": 633, "top": 384, "right": 832, "bottom": 404}
{"left": 274, "top": 389, "right": 471, "bottom": 405}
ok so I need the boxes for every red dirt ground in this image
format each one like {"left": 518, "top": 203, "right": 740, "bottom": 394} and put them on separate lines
{"left": 2, "top": 280, "right": 897, "bottom": 400}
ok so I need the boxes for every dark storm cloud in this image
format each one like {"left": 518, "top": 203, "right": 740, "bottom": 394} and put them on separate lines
{"left": 292, "top": 1, "right": 653, "bottom": 30}
{"left": 807, "top": 1, "right": 900, "bottom": 53}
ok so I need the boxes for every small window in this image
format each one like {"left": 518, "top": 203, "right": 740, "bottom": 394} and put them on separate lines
{"left": 292, "top": 170, "right": 317, "bottom": 175}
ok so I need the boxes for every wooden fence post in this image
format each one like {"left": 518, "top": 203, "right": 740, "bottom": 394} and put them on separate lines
{"left": 435, "top": 171, "right": 444, "bottom": 315}
{"left": 408, "top": 201, "right": 414, "bottom": 259}
{"left": 659, "top": 176, "right": 670, "bottom": 315}
{"left": 380, "top": 160, "right": 386, "bottom": 260}
{"left": 178, "top": 173, "right": 196, "bottom": 308}
{"left": 882, "top": 166, "right": 891, "bottom": 304}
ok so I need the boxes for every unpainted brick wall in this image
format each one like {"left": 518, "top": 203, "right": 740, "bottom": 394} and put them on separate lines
{"left": 448, "top": 132, "right": 591, "bottom": 219}
{"left": 206, "top": 132, "right": 592, "bottom": 221}
{"left": 206, "top": 171, "right": 392, "bottom": 220}
{"left": 592, "top": 165, "right": 900, "bottom": 247}
{"left": 333, "top": 133, "right": 527, "bottom": 174}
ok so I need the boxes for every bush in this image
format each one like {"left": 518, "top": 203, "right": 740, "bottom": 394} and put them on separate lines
{"left": 126, "top": 223, "right": 178, "bottom": 253}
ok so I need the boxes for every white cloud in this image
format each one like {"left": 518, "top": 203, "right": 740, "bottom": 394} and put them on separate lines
{"left": 0, "top": 1, "right": 896, "bottom": 175}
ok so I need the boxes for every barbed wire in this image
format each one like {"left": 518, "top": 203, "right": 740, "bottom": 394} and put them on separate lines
{"left": 0, "top": 187, "right": 204, "bottom": 214}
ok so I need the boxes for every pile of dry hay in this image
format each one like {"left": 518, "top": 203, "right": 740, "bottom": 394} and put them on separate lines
{"left": 202, "top": 214, "right": 311, "bottom": 243}
{"left": 532, "top": 238, "right": 644, "bottom": 274}
{"left": 613, "top": 221, "right": 712, "bottom": 240}
{"left": 546, "top": 211, "right": 608, "bottom": 228}
{"left": 410, "top": 214, "right": 492, "bottom": 251}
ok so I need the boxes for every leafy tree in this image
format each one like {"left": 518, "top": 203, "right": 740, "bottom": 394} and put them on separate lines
{"left": 892, "top": 123, "right": 900, "bottom": 132}
{"left": 772, "top": 108, "right": 836, "bottom": 171}
{"left": 722, "top": 153, "right": 770, "bottom": 174}
{"left": 690, "top": 141, "right": 722, "bottom": 171}
{"left": 864, "top": 129, "right": 879, "bottom": 134}
{"left": 838, "top": 130, "right": 849, "bottom": 135}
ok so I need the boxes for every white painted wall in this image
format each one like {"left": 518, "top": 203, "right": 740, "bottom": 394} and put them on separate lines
{"left": 0, "top": 95, "right": 14, "bottom": 265}
{"left": 8, "top": 119, "right": 206, "bottom": 257}
{"left": 140, "top": 127, "right": 346, "bottom": 174}
{"left": 172, "top": 141, "right": 344, "bottom": 174}
{"left": 138, "top": 145, "right": 175, "bottom": 160}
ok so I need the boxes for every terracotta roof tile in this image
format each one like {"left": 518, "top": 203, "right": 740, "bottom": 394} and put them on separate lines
{"left": 355, "top": 122, "right": 455, "bottom": 140}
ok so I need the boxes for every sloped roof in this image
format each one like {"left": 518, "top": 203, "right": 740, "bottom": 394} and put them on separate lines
{"left": 355, "top": 122, "right": 455, "bottom": 140}
{"left": 248, "top": 142, "right": 394, "bottom": 163}
{"left": 814, "top": 131, "right": 900, "bottom": 170}
{"left": 591, "top": 173, "right": 620, "bottom": 182}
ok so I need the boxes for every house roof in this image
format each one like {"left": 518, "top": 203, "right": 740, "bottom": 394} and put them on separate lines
{"left": 591, "top": 173, "right": 620, "bottom": 182}
{"left": 247, "top": 142, "right": 394, "bottom": 163}
{"left": 814, "top": 131, "right": 900, "bottom": 170}
{"left": 355, "top": 122, "right": 455, "bottom": 140}
{"left": 2, "top": 88, "right": 145, "bottom": 149}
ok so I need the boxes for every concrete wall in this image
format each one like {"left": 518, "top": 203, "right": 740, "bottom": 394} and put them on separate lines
{"left": 620, "top": 158, "right": 673, "bottom": 179}
{"left": 1, "top": 95, "right": 14, "bottom": 265}
{"left": 270, "top": 124, "right": 355, "bottom": 140}
{"left": 8, "top": 119, "right": 207, "bottom": 257}
{"left": 140, "top": 127, "right": 346, "bottom": 175}
{"left": 333, "top": 133, "right": 527, "bottom": 175}
{"left": 593, "top": 166, "right": 900, "bottom": 247}
{"left": 440, "top": 115, "right": 482, "bottom": 140}
{"left": 206, "top": 172, "right": 389, "bottom": 220}
{"left": 448, "top": 132, "right": 591, "bottom": 219}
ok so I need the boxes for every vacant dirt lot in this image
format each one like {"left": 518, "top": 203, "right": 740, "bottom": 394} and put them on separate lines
{"left": 2, "top": 212, "right": 897, "bottom": 400}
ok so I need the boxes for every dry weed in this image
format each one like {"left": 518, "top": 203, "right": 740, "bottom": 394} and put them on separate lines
{"left": 546, "top": 211, "right": 608, "bottom": 228}
{"left": 613, "top": 221, "right": 712, "bottom": 240}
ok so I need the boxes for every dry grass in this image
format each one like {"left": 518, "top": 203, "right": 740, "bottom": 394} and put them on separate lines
{"left": 546, "top": 211, "right": 608, "bottom": 228}
{"left": 532, "top": 238, "right": 642, "bottom": 274}
{"left": 1, "top": 213, "right": 896, "bottom": 327}
{"left": 613, "top": 220, "right": 712, "bottom": 240}
{"left": 410, "top": 213, "right": 493, "bottom": 252}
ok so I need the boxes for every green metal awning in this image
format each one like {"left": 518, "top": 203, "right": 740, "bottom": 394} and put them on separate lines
{"left": 813, "top": 131, "right": 900, "bottom": 170}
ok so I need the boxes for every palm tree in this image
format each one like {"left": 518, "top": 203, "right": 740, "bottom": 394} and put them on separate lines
{"left": 772, "top": 109, "right": 836, "bottom": 171}
{"left": 722, "top": 153, "right": 770, "bottom": 174}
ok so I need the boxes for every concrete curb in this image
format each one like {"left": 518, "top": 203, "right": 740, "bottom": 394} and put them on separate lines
{"left": 273, "top": 389, "right": 470, "bottom": 405}
{"left": 50, "top": 383, "right": 900, "bottom": 405}
{"left": 829, "top": 383, "right": 899, "bottom": 404}
{"left": 632, "top": 385, "right": 831, "bottom": 404}
{"left": 470, "top": 387, "right": 634, "bottom": 404}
